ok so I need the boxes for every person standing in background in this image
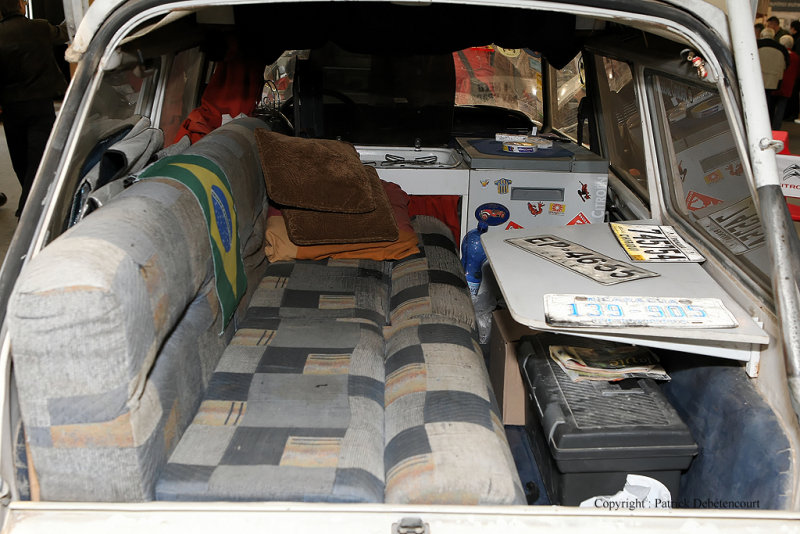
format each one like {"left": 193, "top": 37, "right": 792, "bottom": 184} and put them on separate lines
{"left": 756, "top": 22, "right": 765, "bottom": 41}
{"left": 768, "top": 16, "right": 790, "bottom": 41}
{"left": 0, "top": 0, "right": 68, "bottom": 217}
{"left": 786, "top": 21, "right": 800, "bottom": 121}
{"left": 758, "top": 27, "right": 789, "bottom": 125}
{"left": 771, "top": 35, "right": 799, "bottom": 130}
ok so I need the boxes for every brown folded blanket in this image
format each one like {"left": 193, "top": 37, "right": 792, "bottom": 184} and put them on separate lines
{"left": 255, "top": 128, "right": 402, "bottom": 246}
{"left": 255, "top": 129, "right": 375, "bottom": 214}
{"left": 282, "top": 166, "right": 399, "bottom": 245}
{"left": 265, "top": 181, "right": 419, "bottom": 261}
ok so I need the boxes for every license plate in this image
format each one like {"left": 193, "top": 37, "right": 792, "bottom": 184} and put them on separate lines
{"left": 544, "top": 294, "right": 739, "bottom": 328}
{"left": 610, "top": 223, "right": 705, "bottom": 262}
{"left": 696, "top": 197, "right": 766, "bottom": 255}
{"left": 505, "top": 235, "right": 659, "bottom": 285}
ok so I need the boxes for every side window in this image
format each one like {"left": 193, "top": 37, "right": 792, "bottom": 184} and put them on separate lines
{"left": 552, "top": 54, "right": 586, "bottom": 142}
{"left": 159, "top": 47, "right": 204, "bottom": 144}
{"left": 52, "top": 60, "right": 159, "bottom": 233}
{"left": 263, "top": 50, "right": 304, "bottom": 106}
{"left": 650, "top": 74, "right": 770, "bottom": 287}
{"left": 453, "top": 46, "right": 543, "bottom": 123}
{"left": 594, "top": 56, "right": 648, "bottom": 203}
{"left": 88, "top": 64, "right": 156, "bottom": 121}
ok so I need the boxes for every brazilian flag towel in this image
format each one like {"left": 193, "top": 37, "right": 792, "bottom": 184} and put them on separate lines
{"left": 139, "top": 154, "right": 247, "bottom": 333}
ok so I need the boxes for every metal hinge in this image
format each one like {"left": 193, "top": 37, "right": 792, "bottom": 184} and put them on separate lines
{"left": 392, "top": 517, "right": 430, "bottom": 534}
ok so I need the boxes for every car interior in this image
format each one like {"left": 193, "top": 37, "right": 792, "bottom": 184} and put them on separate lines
{"left": 3, "top": 1, "right": 795, "bottom": 511}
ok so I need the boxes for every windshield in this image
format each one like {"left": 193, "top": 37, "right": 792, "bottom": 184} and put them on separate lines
{"left": 453, "top": 46, "right": 543, "bottom": 123}
{"left": 262, "top": 45, "right": 543, "bottom": 144}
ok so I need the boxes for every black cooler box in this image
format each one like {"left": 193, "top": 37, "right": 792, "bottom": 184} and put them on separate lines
{"left": 518, "top": 333, "right": 698, "bottom": 506}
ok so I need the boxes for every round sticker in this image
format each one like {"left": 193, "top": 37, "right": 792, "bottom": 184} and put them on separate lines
{"left": 475, "top": 203, "right": 510, "bottom": 226}
{"left": 494, "top": 46, "right": 521, "bottom": 58}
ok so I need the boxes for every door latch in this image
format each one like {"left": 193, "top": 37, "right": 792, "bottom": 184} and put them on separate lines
{"left": 392, "top": 517, "right": 429, "bottom": 534}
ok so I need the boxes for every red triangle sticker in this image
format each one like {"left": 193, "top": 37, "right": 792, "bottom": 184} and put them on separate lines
{"left": 567, "top": 213, "right": 591, "bottom": 225}
{"left": 505, "top": 221, "right": 523, "bottom": 230}
{"left": 685, "top": 190, "right": 723, "bottom": 211}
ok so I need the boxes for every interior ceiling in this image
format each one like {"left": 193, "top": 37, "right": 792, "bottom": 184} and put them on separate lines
{"left": 229, "top": 3, "right": 583, "bottom": 68}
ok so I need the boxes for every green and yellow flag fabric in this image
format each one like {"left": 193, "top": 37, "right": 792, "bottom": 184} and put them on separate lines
{"left": 139, "top": 154, "right": 247, "bottom": 332}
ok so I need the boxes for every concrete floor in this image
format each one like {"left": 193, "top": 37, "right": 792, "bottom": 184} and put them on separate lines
{"left": 0, "top": 118, "right": 798, "bottom": 264}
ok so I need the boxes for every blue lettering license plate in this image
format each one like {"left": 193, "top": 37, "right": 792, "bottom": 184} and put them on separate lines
{"left": 544, "top": 294, "right": 739, "bottom": 328}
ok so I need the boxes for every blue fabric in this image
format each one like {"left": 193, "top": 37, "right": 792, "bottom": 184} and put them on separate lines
{"left": 505, "top": 426, "right": 549, "bottom": 505}
{"left": 661, "top": 357, "right": 791, "bottom": 509}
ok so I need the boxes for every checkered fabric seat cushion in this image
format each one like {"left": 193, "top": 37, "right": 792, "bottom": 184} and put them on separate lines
{"left": 383, "top": 316, "right": 525, "bottom": 505}
{"left": 245, "top": 259, "right": 392, "bottom": 327}
{"left": 156, "top": 316, "right": 385, "bottom": 502}
{"left": 390, "top": 217, "right": 476, "bottom": 330}
{"left": 8, "top": 118, "right": 270, "bottom": 501}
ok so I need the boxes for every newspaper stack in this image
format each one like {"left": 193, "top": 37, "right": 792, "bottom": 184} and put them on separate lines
{"left": 548, "top": 345, "right": 670, "bottom": 382}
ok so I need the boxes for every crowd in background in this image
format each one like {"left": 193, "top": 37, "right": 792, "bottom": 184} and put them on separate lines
{"left": 758, "top": 16, "right": 800, "bottom": 130}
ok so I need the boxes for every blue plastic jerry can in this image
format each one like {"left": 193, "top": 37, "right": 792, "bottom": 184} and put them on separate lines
{"left": 461, "top": 220, "right": 489, "bottom": 295}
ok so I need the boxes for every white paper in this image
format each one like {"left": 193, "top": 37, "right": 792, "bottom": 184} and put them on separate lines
{"left": 580, "top": 474, "right": 672, "bottom": 510}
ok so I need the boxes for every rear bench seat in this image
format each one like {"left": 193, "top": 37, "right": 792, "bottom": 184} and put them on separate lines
{"left": 8, "top": 118, "right": 524, "bottom": 504}
{"left": 8, "top": 117, "right": 269, "bottom": 501}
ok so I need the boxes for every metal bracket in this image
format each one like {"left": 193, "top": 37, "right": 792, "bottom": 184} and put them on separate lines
{"left": 0, "top": 477, "right": 10, "bottom": 506}
{"left": 680, "top": 49, "right": 709, "bottom": 80}
{"left": 759, "top": 137, "right": 785, "bottom": 152}
{"left": 745, "top": 317, "right": 765, "bottom": 378}
{"left": 392, "top": 517, "right": 430, "bottom": 534}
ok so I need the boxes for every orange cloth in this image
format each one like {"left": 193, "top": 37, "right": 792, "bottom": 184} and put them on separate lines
{"left": 265, "top": 217, "right": 419, "bottom": 262}
{"left": 173, "top": 41, "right": 263, "bottom": 145}
{"left": 408, "top": 195, "right": 461, "bottom": 243}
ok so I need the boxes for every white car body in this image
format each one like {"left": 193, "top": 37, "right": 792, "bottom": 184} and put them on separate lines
{"left": 1, "top": 0, "right": 799, "bottom": 531}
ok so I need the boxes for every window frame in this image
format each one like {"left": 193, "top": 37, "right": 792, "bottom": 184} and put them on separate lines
{"left": 588, "top": 52, "right": 651, "bottom": 210}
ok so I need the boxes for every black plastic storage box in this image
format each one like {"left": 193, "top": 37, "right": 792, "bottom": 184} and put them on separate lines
{"left": 518, "top": 333, "right": 698, "bottom": 506}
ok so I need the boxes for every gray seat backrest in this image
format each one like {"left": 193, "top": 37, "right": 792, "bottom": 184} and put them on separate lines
{"left": 8, "top": 117, "right": 270, "bottom": 501}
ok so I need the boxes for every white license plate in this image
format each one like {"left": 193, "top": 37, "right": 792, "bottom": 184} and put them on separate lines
{"left": 505, "top": 235, "right": 659, "bottom": 285}
{"left": 610, "top": 223, "right": 705, "bottom": 262}
{"left": 544, "top": 294, "right": 739, "bottom": 328}
{"left": 696, "top": 197, "right": 766, "bottom": 255}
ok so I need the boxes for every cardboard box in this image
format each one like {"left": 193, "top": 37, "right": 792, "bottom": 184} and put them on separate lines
{"left": 489, "top": 308, "right": 539, "bottom": 425}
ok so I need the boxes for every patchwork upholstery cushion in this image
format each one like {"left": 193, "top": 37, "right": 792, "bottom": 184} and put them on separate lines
{"left": 246, "top": 258, "right": 392, "bottom": 327}
{"left": 8, "top": 118, "right": 270, "bottom": 501}
{"left": 8, "top": 179, "right": 223, "bottom": 501}
{"left": 383, "top": 316, "right": 525, "bottom": 505}
{"left": 11, "top": 108, "right": 523, "bottom": 505}
{"left": 390, "top": 217, "right": 475, "bottom": 330}
{"left": 156, "top": 317, "right": 385, "bottom": 502}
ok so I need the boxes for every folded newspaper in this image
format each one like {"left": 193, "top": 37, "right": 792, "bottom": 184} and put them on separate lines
{"left": 548, "top": 345, "right": 670, "bottom": 382}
